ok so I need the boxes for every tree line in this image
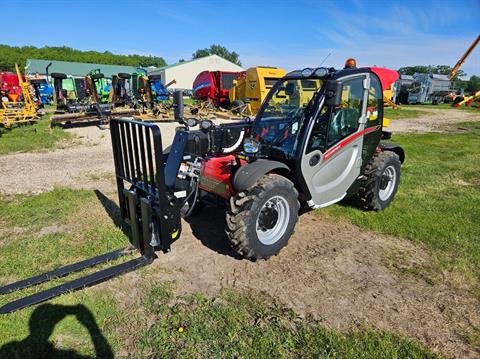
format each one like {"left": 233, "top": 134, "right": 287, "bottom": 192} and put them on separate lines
{"left": 0, "top": 45, "right": 167, "bottom": 72}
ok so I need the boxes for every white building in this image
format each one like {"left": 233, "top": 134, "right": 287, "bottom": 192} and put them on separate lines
{"left": 148, "top": 55, "right": 244, "bottom": 90}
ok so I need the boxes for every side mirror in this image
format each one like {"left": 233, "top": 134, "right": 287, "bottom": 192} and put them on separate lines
{"left": 173, "top": 90, "right": 184, "bottom": 122}
{"left": 285, "top": 82, "right": 297, "bottom": 96}
{"left": 324, "top": 80, "right": 342, "bottom": 106}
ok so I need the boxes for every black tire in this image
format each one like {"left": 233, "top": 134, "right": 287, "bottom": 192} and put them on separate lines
{"left": 356, "top": 151, "right": 401, "bottom": 211}
{"left": 118, "top": 73, "right": 131, "bottom": 79}
{"left": 231, "top": 99, "right": 245, "bottom": 114}
{"left": 50, "top": 72, "right": 67, "bottom": 79}
{"left": 226, "top": 174, "right": 300, "bottom": 260}
{"left": 89, "top": 73, "right": 104, "bottom": 80}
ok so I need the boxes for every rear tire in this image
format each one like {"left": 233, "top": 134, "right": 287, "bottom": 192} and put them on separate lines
{"left": 226, "top": 174, "right": 299, "bottom": 260}
{"left": 355, "top": 151, "right": 401, "bottom": 211}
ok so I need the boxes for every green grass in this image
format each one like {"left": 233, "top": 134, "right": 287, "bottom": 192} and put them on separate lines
{"left": 0, "top": 189, "right": 437, "bottom": 357}
{"left": 412, "top": 102, "right": 479, "bottom": 111}
{"left": 384, "top": 107, "right": 429, "bottom": 120}
{"left": 135, "top": 284, "right": 436, "bottom": 359}
{"left": 0, "top": 115, "right": 72, "bottom": 155}
{"left": 384, "top": 103, "right": 480, "bottom": 120}
{"left": 0, "top": 189, "right": 130, "bottom": 358}
{"left": 0, "top": 188, "right": 91, "bottom": 230}
{"left": 323, "top": 121, "right": 480, "bottom": 292}
{"left": 0, "top": 189, "right": 128, "bottom": 280}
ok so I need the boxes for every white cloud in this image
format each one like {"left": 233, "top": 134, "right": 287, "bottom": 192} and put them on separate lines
{"left": 239, "top": 3, "right": 479, "bottom": 78}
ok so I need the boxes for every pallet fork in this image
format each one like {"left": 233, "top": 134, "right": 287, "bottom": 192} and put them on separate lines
{"left": 0, "top": 118, "right": 186, "bottom": 313}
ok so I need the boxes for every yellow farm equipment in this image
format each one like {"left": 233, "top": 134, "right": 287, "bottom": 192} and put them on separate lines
{"left": 0, "top": 64, "right": 38, "bottom": 128}
{"left": 383, "top": 84, "right": 400, "bottom": 109}
{"left": 453, "top": 90, "right": 480, "bottom": 107}
{"left": 229, "top": 66, "right": 286, "bottom": 116}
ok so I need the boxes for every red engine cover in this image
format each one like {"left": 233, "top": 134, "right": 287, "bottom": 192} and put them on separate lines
{"left": 199, "top": 155, "right": 237, "bottom": 199}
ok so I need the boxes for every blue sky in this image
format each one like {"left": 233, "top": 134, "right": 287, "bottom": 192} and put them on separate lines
{"left": 3, "top": 0, "right": 479, "bottom": 77}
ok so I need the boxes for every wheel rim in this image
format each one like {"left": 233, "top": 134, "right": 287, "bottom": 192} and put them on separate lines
{"left": 256, "top": 196, "right": 290, "bottom": 245}
{"left": 379, "top": 165, "right": 397, "bottom": 201}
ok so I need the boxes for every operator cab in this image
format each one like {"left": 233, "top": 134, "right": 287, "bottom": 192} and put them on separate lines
{"left": 247, "top": 61, "right": 392, "bottom": 206}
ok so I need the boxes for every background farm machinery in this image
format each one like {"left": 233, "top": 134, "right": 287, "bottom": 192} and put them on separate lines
{"left": 192, "top": 67, "right": 286, "bottom": 117}
{"left": 50, "top": 70, "right": 139, "bottom": 126}
{"left": 0, "top": 64, "right": 39, "bottom": 128}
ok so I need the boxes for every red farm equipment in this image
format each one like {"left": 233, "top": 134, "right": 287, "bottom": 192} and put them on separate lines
{"left": 192, "top": 70, "right": 244, "bottom": 107}
{"left": 0, "top": 71, "right": 23, "bottom": 102}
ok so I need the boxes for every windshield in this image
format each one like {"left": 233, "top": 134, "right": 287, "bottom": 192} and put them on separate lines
{"left": 253, "top": 78, "right": 322, "bottom": 158}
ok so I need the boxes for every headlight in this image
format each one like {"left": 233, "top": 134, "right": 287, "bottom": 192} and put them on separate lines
{"left": 301, "top": 68, "right": 314, "bottom": 77}
{"left": 314, "top": 67, "right": 329, "bottom": 77}
{"left": 186, "top": 118, "right": 198, "bottom": 127}
{"left": 243, "top": 138, "right": 259, "bottom": 154}
{"left": 200, "top": 120, "right": 213, "bottom": 131}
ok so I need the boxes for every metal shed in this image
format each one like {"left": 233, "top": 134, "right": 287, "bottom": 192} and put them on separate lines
{"left": 26, "top": 59, "right": 144, "bottom": 79}
{"left": 148, "top": 55, "right": 244, "bottom": 90}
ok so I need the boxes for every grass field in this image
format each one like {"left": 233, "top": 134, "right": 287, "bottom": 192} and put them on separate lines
{"left": 0, "top": 116, "right": 71, "bottom": 155}
{"left": 324, "top": 121, "right": 480, "bottom": 294}
{"left": 384, "top": 106, "right": 429, "bottom": 120}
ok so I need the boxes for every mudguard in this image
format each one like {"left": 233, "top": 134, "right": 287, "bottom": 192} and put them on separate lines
{"left": 232, "top": 159, "right": 290, "bottom": 192}
{"left": 379, "top": 143, "right": 405, "bottom": 163}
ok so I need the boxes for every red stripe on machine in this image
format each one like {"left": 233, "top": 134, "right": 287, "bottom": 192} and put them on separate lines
{"left": 323, "top": 126, "right": 380, "bottom": 161}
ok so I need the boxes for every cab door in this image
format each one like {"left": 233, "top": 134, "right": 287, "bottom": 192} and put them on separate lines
{"left": 300, "top": 74, "right": 370, "bottom": 207}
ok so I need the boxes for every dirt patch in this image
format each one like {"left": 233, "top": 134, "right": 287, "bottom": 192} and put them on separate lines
{"left": 388, "top": 108, "right": 479, "bottom": 133}
{"left": 0, "top": 226, "right": 27, "bottom": 245}
{"left": 94, "top": 198, "right": 479, "bottom": 359}
{"left": 37, "top": 224, "right": 71, "bottom": 237}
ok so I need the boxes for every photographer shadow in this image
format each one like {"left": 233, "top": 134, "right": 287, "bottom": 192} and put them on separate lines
{"left": 0, "top": 303, "right": 114, "bottom": 359}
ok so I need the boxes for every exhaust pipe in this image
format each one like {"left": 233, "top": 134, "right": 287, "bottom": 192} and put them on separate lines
{"left": 173, "top": 90, "right": 184, "bottom": 122}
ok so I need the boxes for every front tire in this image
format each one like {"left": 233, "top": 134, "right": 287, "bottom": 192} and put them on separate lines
{"left": 356, "top": 151, "right": 401, "bottom": 211}
{"left": 226, "top": 174, "right": 299, "bottom": 260}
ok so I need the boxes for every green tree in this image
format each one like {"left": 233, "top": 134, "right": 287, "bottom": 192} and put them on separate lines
{"left": 465, "top": 75, "right": 480, "bottom": 92}
{"left": 192, "top": 44, "right": 241, "bottom": 66}
{"left": 0, "top": 44, "right": 167, "bottom": 72}
{"left": 398, "top": 65, "right": 466, "bottom": 80}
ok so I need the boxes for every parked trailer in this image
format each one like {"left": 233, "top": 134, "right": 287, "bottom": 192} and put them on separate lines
{"left": 393, "top": 74, "right": 414, "bottom": 104}
{"left": 407, "top": 73, "right": 452, "bottom": 104}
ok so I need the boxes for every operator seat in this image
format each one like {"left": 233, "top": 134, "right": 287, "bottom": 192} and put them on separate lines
{"left": 328, "top": 108, "right": 360, "bottom": 146}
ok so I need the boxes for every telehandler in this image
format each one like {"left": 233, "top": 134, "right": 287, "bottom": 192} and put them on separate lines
{"left": 0, "top": 61, "right": 404, "bottom": 313}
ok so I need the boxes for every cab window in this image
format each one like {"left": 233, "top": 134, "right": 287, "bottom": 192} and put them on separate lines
{"left": 327, "top": 77, "right": 364, "bottom": 147}
{"left": 306, "top": 76, "right": 365, "bottom": 153}
{"left": 366, "top": 76, "right": 382, "bottom": 127}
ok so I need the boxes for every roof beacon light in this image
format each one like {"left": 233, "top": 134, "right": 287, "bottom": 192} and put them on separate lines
{"left": 344, "top": 58, "right": 357, "bottom": 69}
